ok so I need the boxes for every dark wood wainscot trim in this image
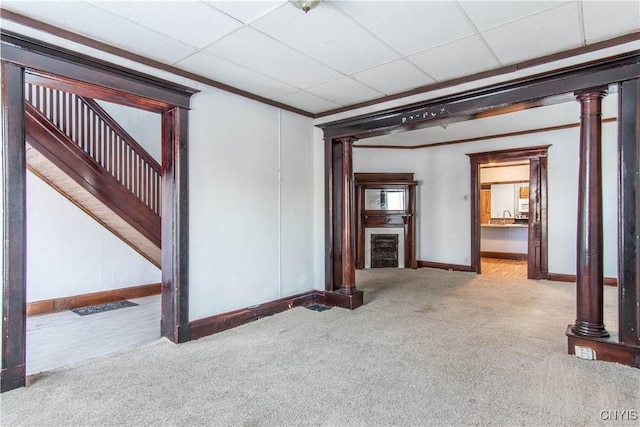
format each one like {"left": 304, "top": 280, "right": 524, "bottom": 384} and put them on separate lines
{"left": 190, "top": 290, "right": 363, "bottom": 340}
{"left": 355, "top": 173, "right": 418, "bottom": 270}
{"left": 548, "top": 273, "right": 618, "bottom": 287}
{"left": 26, "top": 283, "right": 161, "bottom": 316}
{"left": 480, "top": 252, "right": 528, "bottom": 261}
{"left": 417, "top": 261, "right": 475, "bottom": 272}
{"left": 566, "top": 327, "right": 640, "bottom": 368}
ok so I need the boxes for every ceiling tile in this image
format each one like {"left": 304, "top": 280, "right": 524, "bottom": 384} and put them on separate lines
{"left": 481, "top": 2, "right": 582, "bottom": 65}
{"left": 334, "top": 0, "right": 475, "bottom": 55}
{"left": 176, "top": 51, "right": 298, "bottom": 99}
{"left": 459, "top": 1, "right": 567, "bottom": 31}
{"left": 205, "top": 27, "right": 342, "bottom": 89}
{"left": 251, "top": 2, "right": 399, "bottom": 74}
{"left": 307, "top": 77, "right": 383, "bottom": 106}
{"left": 2, "top": 1, "right": 197, "bottom": 64}
{"left": 87, "top": 1, "right": 243, "bottom": 48}
{"left": 409, "top": 35, "right": 501, "bottom": 81}
{"left": 582, "top": 1, "right": 640, "bottom": 44}
{"left": 275, "top": 91, "right": 341, "bottom": 113}
{"left": 353, "top": 60, "right": 436, "bottom": 95}
{"left": 207, "top": 1, "right": 286, "bottom": 24}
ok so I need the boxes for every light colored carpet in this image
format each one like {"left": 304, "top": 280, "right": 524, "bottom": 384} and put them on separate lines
{"left": 2, "top": 268, "right": 639, "bottom": 426}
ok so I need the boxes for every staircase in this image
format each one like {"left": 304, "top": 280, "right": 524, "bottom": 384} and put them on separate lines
{"left": 24, "top": 83, "right": 162, "bottom": 267}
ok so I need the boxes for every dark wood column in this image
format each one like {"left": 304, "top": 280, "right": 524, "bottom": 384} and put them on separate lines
{"left": 1, "top": 62, "right": 27, "bottom": 393}
{"left": 339, "top": 137, "right": 357, "bottom": 295}
{"left": 161, "top": 107, "right": 190, "bottom": 343}
{"left": 571, "top": 88, "right": 609, "bottom": 338}
{"left": 323, "top": 136, "right": 363, "bottom": 309}
{"left": 618, "top": 78, "right": 640, "bottom": 346}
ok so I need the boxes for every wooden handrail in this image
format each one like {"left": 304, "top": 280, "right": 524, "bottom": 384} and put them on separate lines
{"left": 24, "top": 82, "right": 161, "bottom": 215}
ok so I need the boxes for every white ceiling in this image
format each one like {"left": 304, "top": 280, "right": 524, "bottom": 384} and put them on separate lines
{"left": 1, "top": 1, "right": 639, "bottom": 115}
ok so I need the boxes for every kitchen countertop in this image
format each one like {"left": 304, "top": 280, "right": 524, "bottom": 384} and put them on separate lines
{"left": 481, "top": 223, "right": 529, "bottom": 228}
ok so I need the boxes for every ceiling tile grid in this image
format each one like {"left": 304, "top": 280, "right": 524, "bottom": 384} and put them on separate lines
{"left": 1, "top": 0, "right": 639, "bottom": 115}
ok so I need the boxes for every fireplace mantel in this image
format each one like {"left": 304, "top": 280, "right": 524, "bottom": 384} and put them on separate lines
{"left": 355, "top": 173, "right": 418, "bottom": 269}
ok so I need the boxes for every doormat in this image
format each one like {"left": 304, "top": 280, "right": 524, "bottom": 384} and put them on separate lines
{"left": 71, "top": 300, "right": 138, "bottom": 316}
{"left": 305, "top": 304, "right": 331, "bottom": 312}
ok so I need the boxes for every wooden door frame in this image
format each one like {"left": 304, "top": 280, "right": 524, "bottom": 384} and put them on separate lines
{"left": 1, "top": 32, "right": 197, "bottom": 392}
{"left": 468, "top": 146, "right": 550, "bottom": 278}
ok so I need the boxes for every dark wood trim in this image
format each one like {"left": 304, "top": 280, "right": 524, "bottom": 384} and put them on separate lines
{"left": 317, "top": 32, "right": 640, "bottom": 118}
{"left": 566, "top": 327, "right": 640, "bottom": 369}
{"left": 324, "top": 138, "right": 335, "bottom": 291}
{"left": 0, "top": 14, "right": 312, "bottom": 117}
{"left": 548, "top": 273, "right": 618, "bottom": 287}
{"left": 354, "top": 118, "right": 618, "bottom": 150}
{"left": 161, "top": 107, "right": 190, "bottom": 343}
{"left": 481, "top": 252, "right": 528, "bottom": 261}
{"left": 468, "top": 145, "right": 550, "bottom": 279}
{"left": 26, "top": 283, "right": 161, "bottom": 316}
{"left": 339, "top": 138, "right": 357, "bottom": 294}
{"left": 189, "top": 291, "right": 317, "bottom": 340}
{"left": 355, "top": 173, "right": 418, "bottom": 270}
{"left": 571, "top": 89, "right": 609, "bottom": 338}
{"left": 417, "top": 261, "right": 474, "bottom": 272}
{"left": 1, "top": 61, "right": 26, "bottom": 393}
{"left": 319, "top": 52, "right": 640, "bottom": 140}
{"left": 25, "top": 102, "right": 161, "bottom": 248}
{"left": 1, "top": 31, "right": 197, "bottom": 112}
{"left": 618, "top": 78, "right": 640, "bottom": 346}
{"left": 1, "top": 33, "right": 194, "bottom": 391}
{"left": 190, "top": 290, "right": 363, "bottom": 340}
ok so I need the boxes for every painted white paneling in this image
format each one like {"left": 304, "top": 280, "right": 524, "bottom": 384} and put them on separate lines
{"left": 26, "top": 171, "right": 161, "bottom": 302}
{"left": 280, "top": 110, "right": 315, "bottom": 296}
{"left": 95, "top": 100, "right": 162, "bottom": 163}
{"left": 481, "top": 227, "right": 528, "bottom": 254}
{"left": 188, "top": 88, "right": 316, "bottom": 320}
{"left": 189, "top": 88, "right": 280, "bottom": 320}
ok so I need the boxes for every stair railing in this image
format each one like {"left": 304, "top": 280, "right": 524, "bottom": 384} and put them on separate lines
{"left": 25, "top": 83, "right": 161, "bottom": 216}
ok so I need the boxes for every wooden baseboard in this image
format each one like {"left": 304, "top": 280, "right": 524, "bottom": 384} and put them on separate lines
{"left": 548, "top": 273, "right": 618, "bottom": 287}
{"left": 189, "top": 289, "right": 364, "bottom": 341}
{"left": 417, "top": 260, "right": 474, "bottom": 272}
{"left": 481, "top": 251, "right": 528, "bottom": 261}
{"left": 566, "top": 326, "right": 640, "bottom": 368}
{"left": 26, "top": 283, "right": 161, "bottom": 316}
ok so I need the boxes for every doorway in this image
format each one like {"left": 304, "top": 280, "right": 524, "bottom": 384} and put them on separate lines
{"left": 2, "top": 35, "right": 193, "bottom": 392}
{"left": 479, "top": 160, "right": 530, "bottom": 279}
{"left": 468, "top": 146, "right": 549, "bottom": 280}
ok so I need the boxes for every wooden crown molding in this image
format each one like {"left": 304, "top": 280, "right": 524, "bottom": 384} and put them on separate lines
{"left": 2, "top": 8, "right": 639, "bottom": 120}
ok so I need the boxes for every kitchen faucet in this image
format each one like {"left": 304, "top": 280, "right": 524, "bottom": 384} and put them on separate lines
{"left": 502, "top": 210, "right": 512, "bottom": 224}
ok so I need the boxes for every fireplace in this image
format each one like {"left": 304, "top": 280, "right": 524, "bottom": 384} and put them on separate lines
{"left": 371, "top": 234, "right": 399, "bottom": 268}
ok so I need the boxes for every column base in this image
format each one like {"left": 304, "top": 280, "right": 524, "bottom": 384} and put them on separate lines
{"left": 317, "top": 290, "right": 364, "bottom": 310}
{"left": 566, "top": 326, "right": 640, "bottom": 368}
{"left": 571, "top": 320, "right": 610, "bottom": 338}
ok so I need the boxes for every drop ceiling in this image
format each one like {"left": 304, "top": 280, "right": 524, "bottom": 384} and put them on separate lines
{"left": 1, "top": 1, "right": 639, "bottom": 117}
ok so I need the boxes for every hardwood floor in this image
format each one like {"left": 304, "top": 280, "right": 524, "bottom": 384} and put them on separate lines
{"left": 481, "top": 257, "right": 527, "bottom": 279}
{"left": 26, "top": 295, "right": 160, "bottom": 375}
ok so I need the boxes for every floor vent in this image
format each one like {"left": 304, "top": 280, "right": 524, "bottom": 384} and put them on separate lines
{"left": 305, "top": 304, "right": 331, "bottom": 312}
{"left": 71, "top": 300, "right": 138, "bottom": 316}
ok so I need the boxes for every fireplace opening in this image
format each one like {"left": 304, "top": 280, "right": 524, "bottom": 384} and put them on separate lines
{"left": 371, "top": 234, "right": 399, "bottom": 268}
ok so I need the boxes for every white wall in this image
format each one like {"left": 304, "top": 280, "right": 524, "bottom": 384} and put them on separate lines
{"left": 353, "top": 103, "right": 619, "bottom": 278}
{"left": 95, "top": 100, "right": 161, "bottom": 163}
{"left": 188, "top": 87, "right": 315, "bottom": 320}
{"left": 26, "top": 171, "right": 161, "bottom": 302}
